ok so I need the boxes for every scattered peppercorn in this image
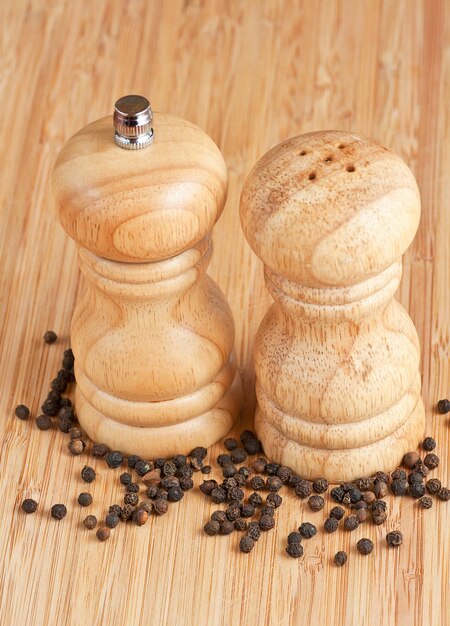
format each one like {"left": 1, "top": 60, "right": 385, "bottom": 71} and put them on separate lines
{"left": 251, "top": 458, "right": 267, "bottom": 474}
{"left": 68, "top": 439, "right": 84, "bottom": 456}
{"left": 324, "top": 517, "right": 338, "bottom": 533}
{"left": 391, "top": 478, "right": 409, "bottom": 496}
{"left": 286, "top": 542, "right": 304, "bottom": 558}
{"left": 356, "top": 538, "right": 374, "bottom": 555}
{"left": 51, "top": 504, "right": 67, "bottom": 520}
{"left": 201, "top": 465, "right": 212, "bottom": 474}
{"left": 78, "top": 492, "right": 93, "bottom": 507}
{"left": 374, "top": 481, "right": 388, "bottom": 498}
{"left": 36, "top": 414, "right": 52, "bottom": 430}
{"left": 259, "top": 515, "right": 275, "bottom": 531}
{"left": 119, "top": 472, "right": 132, "bottom": 485}
{"left": 191, "top": 446, "right": 207, "bottom": 460}
{"left": 308, "top": 495, "right": 325, "bottom": 512}
{"left": 330, "top": 506, "right": 345, "bottom": 520}
{"left": 334, "top": 551, "right": 348, "bottom": 566}
{"left": 386, "top": 530, "right": 403, "bottom": 547}
{"left": 79, "top": 466, "right": 95, "bottom": 484}
{"left": 418, "top": 496, "right": 432, "bottom": 509}
{"left": 219, "top": 520, "right": 235, "bottom": 535}
{"left": 438, "top": 487, "right": 450, "bottom": 501}
{"left": 83, "top": 515, "right": 97, "bottom": 529}
{"left": 234, "top": 518, "right": 248, "bottom": 531}
{"left": 295, "top": 479, "right": 312, "bottom": 499}
{"left": 153, "top": 499, "right": 169, "bottom": 515}
{"left": 312, "top": 478, "right": 329, "bottom": 493}
{"left": 299, "top": 522, "right": 317, "bottom": 539}
{"left": 423, "top": 453, "right": 439, "bottom": 470}
{"left": 437, "top": 399, "right": 450, "bottom": 414}
{"left": 356, "top": 508, "right": 368, "bottom": 523}
{"left": 267, "top": 476, "right": 283, "bottom": 492}
{"left": 344, "top": 515, "right": 359, "bottom": 531}
{"left": 230, "top": 448, "right": 247, "bottom": 464}
{"left": 133, "top": 509, "right": 148, "bottom": 526}
{"left": 109, "top": 504, "right": 122, "bottom": 516}
{"left": 247, "top": 523, "right": 262, "bottom": 541}
{"left": 422, "top": 437, "right": 436, "bottom": 452}
{"left": 124, "top": 493, "right": 139, "bottom": 506}
{"left": 266, "top": 493, "right": 282, "bottom": 508}
{"left": 105, "top": 513, "right": 120, "bottom": 528}
{"left": 92, "top": 443, "right": 110, "bottom": 458}
{"left": 403, "top": 451, "right": 420, "bottom": 468}
{"left": 21, "top": 498, "right": 38, "bottom": 514}
{"left": 105, "top": 451, "right": 123, "bottom": 469}
{"left": 287, "top": 531, "right": 302, "bottom": 544}
{"left": 409, "top": 482, "right": 425, "bottom": 499}
{"left": 96, "top": 526, "right": 110, "bottom": 541}
{"left": 363, "top": 491, "right": 376, "bottom": 504}
{"left": 43, "top": 330, "right": 58, "bottom": 344}
{"left": 239, "top": 535, "right": 255, "bottom": 553}
{"left": 248, "top": 493, "right": 263, "bottom": 508}
{"left": 426, "top": 478, "right": 441, "bottom": 494}
{"left": 15, "top": 404, "right": 30, "bottom": 420}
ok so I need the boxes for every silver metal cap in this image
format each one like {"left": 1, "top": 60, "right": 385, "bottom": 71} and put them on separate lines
{"left": 113, "top": 95, "right": 154, "bottom": 150}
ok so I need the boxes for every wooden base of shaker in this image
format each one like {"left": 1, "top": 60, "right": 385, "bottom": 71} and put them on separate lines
{"left": 74, "top": 372, "right": 242, "bottom": 458}
{"left": 255, "top": 397, "right": 425, "bottom": 483}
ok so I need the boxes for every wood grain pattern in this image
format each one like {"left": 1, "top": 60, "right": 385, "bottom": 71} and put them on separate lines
{"left": 0, "top": 1, "right": 449, "bottom": 625}
{"left": 240, "top": 130, "right": 425, "bottom": 481}
{"left": 53, "top": 113, "right": 242, "bottom": 456}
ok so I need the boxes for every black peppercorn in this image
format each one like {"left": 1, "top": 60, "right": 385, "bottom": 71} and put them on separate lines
{"left": 259, "top": 514, "right": 275, "bottom": 531}
{"left": 96, "top": 526, "right": 110, "bottom": 542}
{"left": 324, "top": 517, "right": 339, "bottom": 533}
{"left": 374, "top": 481, "right": 388, "bottom": 499}
{"left": 372, "top": 510, "right": 387, "bottom": 525}
{"left": 403, "top": 451, "right": 420, "bottom": 468}
{"left": 51, "top": 504, "right": 67, "bottom": 520}
{"left": 68, "top": 439, "right": 84, "bottom": 456}
{"left": 312, "top": 477, "right": 328, "bottom": 493}
{"left": 308, "top": 495, "right": 324, "bottom": 512}
{"left": 80, "top": 465, "right": 95, "bottom": 484}
{"left": 419, "top": 496, "right": 433, "bottom": 509}
{"left": 234, "top": 518, "right": 248, "bottom": 531}
{"left": 423, "top": 453, "right": 439, "bottom": 470}
{"left": 299, "top": 522, "right": 317, "bottom": 539}
{"left": 422, "top": 437, "right": 436, "bottom": 451}
{"left": 204, "top": 520, "right": 220, "bottom": 536}
{"left": 105, "top": 513, "right": 120, "bottom": 528}
{"left": 180, "top": 477, "right": 194, "bottom": 491}
{"left": 226, "top": 504, "right": 241, "bottom": 521}
{"left": 437, "top": 398, "right": 450, "bottom": 414}
{"left": 243, "top": 437, "right": 262, "bottom": 455}
{"left": 120, "top": 472, "right": 132, "bottom": 485}
{"left": 371, "top": 500, "right": 387, "bottom": 512}
{"left": 200, "top": 480, "right": 218, "bottom": 496}
{"left": 105, "top": 451, "right": 123, "bottom": 469}
{"left": 240, "top": 429, "right": 256, "bottom": 444}
{"left": 162, "top": 476, "right": 180, "bottom": 490}
{"left": 109, "top": 504, "right": 122, "bottom": 516}
{"left": 162, "top": 461, "right": 177, "bottom": 477}
{"left": 409, "top": 482, "right": 425, "bottom": 499}
{"left": 330, "top": 486, "right": 345, "bottom": 503}
{"left": 241, "top": 504, "right": 255, "bottom": 518}
{"left": 217, "top": 454, "right": 231, "bottom": 466}
{"left": 286, "top": 543, "right": 304, "bottom": 558}
{"left": 93, "top": 443, "right": 110, "bottom": 458}
{"left": 231, "top": 448, "right": 247, "bottom": 464}
{"left": 251, "top": 458, "right": 267, "bottom": 474}
{"left": 222, "top": 464, "right": 237, "bottom": 478}
{"left": 124, "top": 492, "right": 139, "bottom": 506}
{"left": 36, "top": 414, "right": 52, "bottom": 430}
{"left": 167, "top": 486, "right": 183, "bottom": 502}
{"left": 153, "top": 499, "right": 169, "bottom": 515}
{"left": 391, "top": 468, "right": 406, "bottom": 481}
{"left": 219, "top": 520, "right": 235, "bottom": 535}
{"left": 426, "top": 478, "right": 442, "bottom": 494}
{"left": 247, "top": 523, "right": 262, "bottom": 541}
{"left": 43, "top": 330, "right": 58, "bottom": 344}
{"left": 391, "top": 478, "right": 409, "bottom": 496}
{"left": 356, "top": 538, "right": 374, "bottom": 555}
{"left": 354, "top": 477, "right": 373, "bottom": 491}
{"left": 133, "top": 509, "right": 148, "bottom": 526}
{"left": 239, "top": 535, "right": 255, "bottom": 553}
{"left": 438, "top": 487, "right": 450, "bottom": 501}
{"left": 265, "top": 463, "right": 280, "bottom": 476}
{"left": 266, "top": 493, "right": 282, "bottom": 508}
{"left": 201, "top": 465, "right": 212, "bottom": 475}
{"left": 295, "top": 479, "right": 312, "bottom": 499}
{"left": 78, "top": 492, "right": 93, "bottom": 507}
{"left": 287, "top": 531, "right": 302, "bottom": 544}
{"left": 386, "top": 530, "right": 403, "bottom": 547}
{"left": 126, "top": 482, "right": 140, "bottom": 494}
{"left": 190, "top": 446, "right": 207, "bottom": 460}
{"left": 330, "top": 506, "right": 345, "bottom": 520}
{"left": 21, "top": 498, "right": 38, "bottom": 514}
{"left": 83, "top": 515, "right": 97, "bottom": 529}
{"left": 251, "top": 476, "right": 265, "bottom": 491}
{"left": 267, "top": 476, "right": 283, "bottom": 492}
{"left": 211, "top": 510, "right": 227, "bottom": 524}
{"left": 139, "top": 500, "right": 153, "bottom": 514}
{"left": 334, "top": 551, "right": 348, "bottom": 566}
{"left": 224, "top": 438, "right": 238, "bottom": 451}
{"left": 239, "top": 466, "right": 251, "bottom": 480}
{"left": 15, "top": 404, "right": 30, "bottom": 420}
{"left": 344, "top": 515, "right": 359, "bottom": 531}
{"left": 134, "top": 460, "right": 151, "bottom": 476}
{"left": 248, "top": 493, "right": 263, "bottom": 508}
{"left": 127, "top": 454, "right": 141, "bottom": 468}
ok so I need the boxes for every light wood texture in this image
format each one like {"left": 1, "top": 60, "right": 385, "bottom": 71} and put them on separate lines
{"left": 0, "top": 2, "right": 449, "bottom": 626}
{"left": 53, "top": 113, "right": 242, "bottom": 456}
{"left": 240, "top": 130, "right": 425, "bottom": 481}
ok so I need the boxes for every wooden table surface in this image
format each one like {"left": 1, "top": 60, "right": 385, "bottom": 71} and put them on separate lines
{"left": 1, "top": 1, "right": 449, "bottom": 625}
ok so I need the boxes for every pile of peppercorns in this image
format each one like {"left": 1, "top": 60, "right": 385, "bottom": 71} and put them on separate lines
{"left": 15, "top": 330, "right": 450, "bottom": 557}
{"left": 198, "top": 409, "right": 450, "bottom": 566}
{"left": 18, "top": 331, "right": 213, "bottom": 541}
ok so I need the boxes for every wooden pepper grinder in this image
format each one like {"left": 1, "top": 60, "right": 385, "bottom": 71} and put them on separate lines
{"left": 53, "top": 95, "right": 242, "bottom": 458}
{"left": 240, "top": 131, "right": 425, "bottom": 482}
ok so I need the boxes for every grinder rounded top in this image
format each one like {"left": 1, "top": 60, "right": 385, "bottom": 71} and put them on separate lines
{"left": 240, "top": 131, "right": 421, "bottom": 287}
{"left": 53, "top": 111, "right": 227, "bottom": 262}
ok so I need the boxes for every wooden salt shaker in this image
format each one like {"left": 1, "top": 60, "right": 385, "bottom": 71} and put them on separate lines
{"left": 240, "top": 131, "right": 425, "bottom": 482}
{"left": 53, "top": 95, "right": 242, "bottom": 457}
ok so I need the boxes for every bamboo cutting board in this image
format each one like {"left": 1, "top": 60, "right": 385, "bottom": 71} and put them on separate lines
{"left": 0, "top": 1, "right": 449, "bottom": 625}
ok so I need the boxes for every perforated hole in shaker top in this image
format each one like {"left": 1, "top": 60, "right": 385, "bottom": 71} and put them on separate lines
{"left": 338, "top": 143, "right": 346, "bottom": 149}
{"left": 346, "top": 164, "right": 355, "bottom": 172}
{"left": 300, "top": 150, "right": 307, "bottom": 155}
{"left": 308, "top": 171, "right": 317, "bottom": 180}
{"left": 324, "top": 155, "right": 333, "bottom": 163}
